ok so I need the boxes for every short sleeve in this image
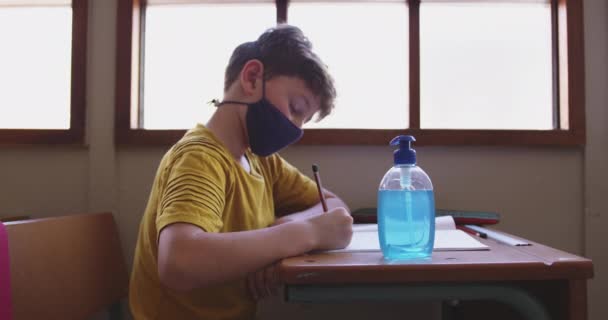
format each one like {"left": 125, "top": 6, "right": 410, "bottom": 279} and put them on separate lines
{"left": 265, "top": 154, "right": 320, "bottom": 215}
{"left": 156, "top": 149, "right": 228, "bottom": 234}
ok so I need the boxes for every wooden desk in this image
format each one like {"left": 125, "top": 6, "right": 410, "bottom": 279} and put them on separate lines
{"left": 278, "top": 230, "right": 593, "bottom": 320}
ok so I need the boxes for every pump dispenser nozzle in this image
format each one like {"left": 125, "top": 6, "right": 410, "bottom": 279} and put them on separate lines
{"left": 390, "top": 135, "right": 416, "bottom": 165}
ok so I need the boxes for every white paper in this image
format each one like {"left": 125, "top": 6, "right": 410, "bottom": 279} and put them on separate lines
{"left": 328, "top": 216, "right": 488, "bottom": 253}
{"left": 352, "top": 216, "right": 455, "bottom": 233}
{"left": 435, "top": 215, "right": 456, "bottom": 230}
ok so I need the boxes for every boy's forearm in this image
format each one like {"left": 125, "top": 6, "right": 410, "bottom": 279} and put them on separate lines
{"left": 276, "top": 193, "right": 350, "bottom": 223}
{"left": 158, "top": 221, "right": 315, "bottom": 291}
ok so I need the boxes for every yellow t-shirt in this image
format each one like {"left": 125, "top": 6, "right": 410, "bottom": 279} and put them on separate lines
{"left": 129, "top": 124, "right": 320, "bottom": 320}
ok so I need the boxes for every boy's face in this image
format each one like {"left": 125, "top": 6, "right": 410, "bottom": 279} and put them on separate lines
{"left": 263, "top": 76, "right": 320, "bottom": 128}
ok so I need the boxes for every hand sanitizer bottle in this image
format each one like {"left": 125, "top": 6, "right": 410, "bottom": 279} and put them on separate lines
{"left": 377, "top": 135, "right": 435, "bottom": 260}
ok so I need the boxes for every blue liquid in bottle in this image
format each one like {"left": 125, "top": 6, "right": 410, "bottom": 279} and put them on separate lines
{"left": 378, "top": 189, "right": 435, "bottom": 260}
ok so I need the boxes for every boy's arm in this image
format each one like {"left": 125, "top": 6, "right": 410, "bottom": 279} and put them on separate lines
{"left": 274, "top": 189, "right": 350, "bottom": 225}
{"left": 158, "top": 207, "right": 352, "bottom": 292}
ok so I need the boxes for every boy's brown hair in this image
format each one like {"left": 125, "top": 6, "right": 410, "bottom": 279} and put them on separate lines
{"left": 224, "top": 24, "right": 336, "bottom": 121}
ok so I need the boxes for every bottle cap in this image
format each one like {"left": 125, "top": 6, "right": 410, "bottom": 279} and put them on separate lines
{"left": 390, "top": 135, "right": 416, "bottom": 165}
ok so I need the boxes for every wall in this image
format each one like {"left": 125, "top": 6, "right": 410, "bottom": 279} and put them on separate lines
{"left": 583, "top": 0, "right": 608, "bottom": 319}
{"left": 0, "top": 0, "right": 605, "bottom": 319}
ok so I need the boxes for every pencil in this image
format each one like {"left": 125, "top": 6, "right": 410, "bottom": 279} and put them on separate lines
{"left": 456, "top": 225, "right": 488, "bottom": 239}
{"left": 312, "top": 164, "right": 328, "bottom": 212}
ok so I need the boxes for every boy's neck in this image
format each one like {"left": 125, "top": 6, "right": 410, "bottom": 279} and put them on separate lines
{"left": 206, "top": 105, "right": 248, "bottom": 160}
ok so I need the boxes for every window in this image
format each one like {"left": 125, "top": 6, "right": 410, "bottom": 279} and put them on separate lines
{"left": 0, "top": 0, "right": 87, "bottom": 145}
{"left": 289, "top": 1, "right": 408, "bottom": 129}
{"left": 420, "top": 1, "right": 553, "bottom": 130}
{"left": 142, "top": 3, "right": 275, "bottom": 129}
{"left": 116, "top": 0, "right": 584, "bottom": 146}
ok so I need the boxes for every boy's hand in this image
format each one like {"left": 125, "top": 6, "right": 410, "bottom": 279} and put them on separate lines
{"left": 308, "top": 207, "right": 353, "bottom": 250}
{"left": 246, "top": 262, "right": 280, "bottom": 301}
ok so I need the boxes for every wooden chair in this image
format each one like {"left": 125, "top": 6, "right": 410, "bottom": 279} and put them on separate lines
{"left": 3, "top": 212, "right": 129, "bottom": 320}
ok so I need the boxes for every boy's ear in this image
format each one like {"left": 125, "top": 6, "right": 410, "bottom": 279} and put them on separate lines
{"left": 239, "top": 59, "right": 264, "bottom": 97}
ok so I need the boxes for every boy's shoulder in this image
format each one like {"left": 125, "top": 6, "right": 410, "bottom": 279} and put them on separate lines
{"left": 164, "top": 124, "right": 234, "bottom": 169}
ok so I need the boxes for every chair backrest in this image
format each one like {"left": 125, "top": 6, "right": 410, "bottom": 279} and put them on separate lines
{"left": 0, "top": 222, "right": 13, "bottom": 320}
{"left": 4, "top": 212, "right": 129, "bottom": 320}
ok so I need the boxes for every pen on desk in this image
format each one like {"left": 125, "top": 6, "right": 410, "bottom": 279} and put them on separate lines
{"left": 312, "top": 164, "right": 328, "bottom": 212}
{"left": 456, "top": 225, "right": 487, "bottom": 239}
{"left": 465, "top": 224, "right": 531, "bottom": 246}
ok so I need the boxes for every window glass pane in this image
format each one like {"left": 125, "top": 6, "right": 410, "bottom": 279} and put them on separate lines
{"left": 420, "top": 1, "right": 553, "bottom": 130}
{"left": 142, "top": 4, "right": 275, "bottom": 129}
{"left": 289, "top": 1, "right": 408, "bottom": 129}
{"left": 0, "top": 6, "right": 72, "bottom": 129}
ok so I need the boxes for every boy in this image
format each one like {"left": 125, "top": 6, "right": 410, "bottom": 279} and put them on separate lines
{"left": 129, "top": 24, "right": 353, "bottom": 319}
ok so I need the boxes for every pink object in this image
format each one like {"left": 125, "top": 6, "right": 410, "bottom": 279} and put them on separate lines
{"left": 0, "top": 222, "right": 12, "bottom": 320}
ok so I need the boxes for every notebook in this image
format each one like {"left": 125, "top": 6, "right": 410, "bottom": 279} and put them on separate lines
{"left": 352, "top": 207, "right": 500, "bottom": 225}
{"left": 328, "top": 216, "right": 489, "bottom": 253}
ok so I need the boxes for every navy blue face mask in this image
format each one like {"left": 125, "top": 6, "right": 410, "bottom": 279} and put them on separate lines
{"left": 214, "top": 80, "right": 303, "bottom": 157}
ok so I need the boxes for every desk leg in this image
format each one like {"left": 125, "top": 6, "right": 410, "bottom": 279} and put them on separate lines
{"left": 286, "top": 283, "right": 550, "bottom": 320}
{"left": 568, "top": 280, "right": 587, "bottom": 320}
{"left": 441, "top": 300, "right": 464, "bottom": 320}
{"left": 108, "top": 302, "right": 123, "bottom": 320}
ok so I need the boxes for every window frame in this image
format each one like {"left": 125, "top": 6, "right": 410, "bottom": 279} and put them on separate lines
{"left": 115, "top": 0, "right": 585, "bottom": 147}
{"left": 0, "top": 0, "right": 88, "bottom": 145}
